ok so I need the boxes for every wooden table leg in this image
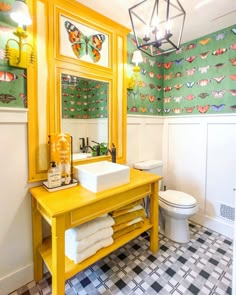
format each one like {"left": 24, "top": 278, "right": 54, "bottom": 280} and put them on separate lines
{"left": 51, "top": 215, "right": 65, "bottom": 295}
{"left": 149, "top": 181, "right": 159, "bottom": 253}
{"left": 31, "top": 197, "right": 43, "bottom": 281}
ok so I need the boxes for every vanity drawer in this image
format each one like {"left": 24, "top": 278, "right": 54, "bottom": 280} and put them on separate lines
{"left": 67, "top": 184, "right": 151, "bottom": 228}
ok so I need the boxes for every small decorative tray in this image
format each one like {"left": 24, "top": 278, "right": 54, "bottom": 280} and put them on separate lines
{"left": 43, "top": 179, "right": 78, "bottom": 192}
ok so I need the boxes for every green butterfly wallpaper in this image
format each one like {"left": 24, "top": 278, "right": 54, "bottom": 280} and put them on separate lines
{"left": 61, "top": 74, "right": 108, "bottom": 119}
{"left": 127, "top": 24, "right": 236, "bottom": 116}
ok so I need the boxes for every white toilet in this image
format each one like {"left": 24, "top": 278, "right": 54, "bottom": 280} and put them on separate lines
{"left": 134, "top": 160, "right": 198, "bottom": 243}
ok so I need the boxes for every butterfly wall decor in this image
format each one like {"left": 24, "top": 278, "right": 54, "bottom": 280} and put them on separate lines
{"left": 64, "top": 21, "right": 105, "bottom": 63}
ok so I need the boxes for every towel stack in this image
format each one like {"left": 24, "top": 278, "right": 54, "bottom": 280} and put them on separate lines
{"left": 65, "top": 215, "right": 114, "bottom": 263}
{"left": 110, "top": 200, "right": 146, "bottom": 239}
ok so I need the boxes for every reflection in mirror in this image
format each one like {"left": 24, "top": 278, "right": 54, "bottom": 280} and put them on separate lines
{"left": 61, "top": 74, "right": 109, "bottom": 161}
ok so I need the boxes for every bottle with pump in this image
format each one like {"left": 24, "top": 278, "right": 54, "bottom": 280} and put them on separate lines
{"left": 47, "top": 161, "right": 62, "bottom": 188}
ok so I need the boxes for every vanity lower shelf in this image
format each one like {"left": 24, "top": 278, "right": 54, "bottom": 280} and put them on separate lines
{"left": 39, "top": 218, "right": 152, "bottom": 280}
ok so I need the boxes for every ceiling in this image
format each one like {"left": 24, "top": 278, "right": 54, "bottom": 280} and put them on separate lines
{"left": 76, "top": 0, "right": 236, "bottom": 45}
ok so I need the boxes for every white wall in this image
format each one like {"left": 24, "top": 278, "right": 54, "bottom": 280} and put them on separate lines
{"left": 0, "top": 109, "right": 33, "bottom": 295}
{"left": 127, "top": 114, "right": 236, "bottom": 238}
{"left": 1, "top": 112, "right": 235, "bottom": 294}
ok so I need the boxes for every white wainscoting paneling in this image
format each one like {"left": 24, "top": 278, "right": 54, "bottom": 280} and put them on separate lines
{"left": 127, "top": 114, "right": 236, "bottom": 238}
{"left": 127, "top": 115, "right": 164, "bottom": 167}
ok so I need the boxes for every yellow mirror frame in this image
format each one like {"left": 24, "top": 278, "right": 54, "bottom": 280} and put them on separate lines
{"left": 28, "top": 0, "right": 129, "bottom": 182}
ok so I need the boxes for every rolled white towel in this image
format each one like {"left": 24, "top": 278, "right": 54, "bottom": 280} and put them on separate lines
{"left": 65, "top": 215, "right": 114, "bottom": 241}
{"left": 66, "top": 236, "right": 113, "bottom": 264}
{"left": 65, "top": 226, "right": 113, "bottom": 253}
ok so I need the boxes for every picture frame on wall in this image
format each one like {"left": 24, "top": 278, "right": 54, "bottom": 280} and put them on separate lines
{"left": 59, "top": 14, "right": 109, "bottom": 68}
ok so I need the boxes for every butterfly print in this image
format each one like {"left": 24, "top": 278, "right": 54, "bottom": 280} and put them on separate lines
{"left": 130, "top": 106, "right": 138, "bottom": 112}
{"left": 230, "top": 105, "right": 236, "bottom": 110}
{"left": 140, "top": 94, "right": 148, "bottom": 100}
{"left": 174, "top": 72, "right": 183, "bottom": 78}
{"left": 164, "top": 73, "right": 172, "bottom": 80}
{"left": 197, "top": 105, "right": 210, "bottom": 113}
{"left": 173, "top": 108, "right": 182, "bottom": 114}
{"left": 156, "top": 108, "right": 162, "bottom": 113}
{"left": 176, "top": 46, "right": 184, "bottom": 54}
{"left": 198, "top": 66, "right": 210, "bottom": 74}
{"left": 0, "top": 94, "right": 16, "bottom": 103}
{"left": 232, "top": 28, "right": 236, "bottom": 34}
{"left": 186, "top": 68, "right": 196, "bottom": 76}
{"left": 148, "top": 95, "right": 155, "bottom": 102}
{"left": 174, "top": 84, "right": 183, "bottom": 90}
{"left": 185, "top": 106, "right": 195, "bottom": 113}
{"left": 156, "top": 74, "right": 163, "bottom": 79}
{"left": 198, "top": 93, "right": 209, "bottom": 99}
{"left": 163, "top": 61, "right": 173, "bottom": 69}
{"left": 185, "top": 81, "right": 195, "bottom": 88}
{"left": 185, "top": 94, "right": 195, "bottom": 100}
{"left": 149, "top": 71, "right": 155, "bottom": 78}
{"left": 164, "top": 97, "right": 171, "bottom": 103}
{"left": 215, "top": 32, "right": 226, "bottom": 40}
{"left": 140, "top": 107, "right": 147, "bottom": 113}
{"left": 185, "top": 56, "right": 197, "bottom": 63}
{"left": 230, "top": 44, "right": 236, "bottom": 50}
{"left": 199, "top": 38, "right": 211, "bottom": 46}
{"left": 149, "top": 83, "right": 155, "bottom": 89}
{"left": 198, "top": 79, "right": 211, "bottom": 86}
{"left": 142, "top": 56, "right": 147, "bottom": 63}
{"left": 64, "top": 21, "right": 105, "bottom": 63}
{"left": 149, "top": 108, "right": 154, "bottom": 113}
{"left": 214, "top": 63, "right": 224, "bottom": 69}
{"left": 131, "top": 37, "right": 137, "bottom": 46}
{"left": 213, "top": 76, "right": 225, "bottom": 83}
{"left": 200, "top": 51, "right": 210, "bottom": 59}
{"left": 157, "top": 85, "right": 162, "bottom": 91}
{"left": 186, "top": 43, "right": 197, "bottom": 50}
{"left": 0, "top": 71, "right": 18, "bottom": 82}
{"left": 230, "top": 74, "right": 236, "bottom": 81}
{"left": 20, "top": 73, "right": 27, "bottom": 79}
{"left": 164, "top": 108, "right": 171, "bottom": 113}
{"left": 175, "top": 58, "right": 184, "bottom": 65}
{"left": 229, "top": 90, "right": 236, "bottom": 96}
{"left": 157, "top": 62, "right": 162, "bottom": 68}
{"left": 19, "top": 93, "right": 27, "bottom": 107}
{"left": 141, "top": 81, "right": 147, "bottom": 87}
{"left": 211, "top": 104, "right": 225, "bottom": 112}
{"left": 157, "top": 97, "right": 162, "bottom": 102}
{"left": 230, "top": 59, "right": 236, "bottom": 66}
{"left": 149, "top": 59, "right": 155, "bottom": 66}
{"left": 212, "top": 48, "right": 227, "bottom": 56}
{"left": 211, "top": 90, "right": 226, "bottom": 98}
{"left": 141, "top": 68, "right": 147, "bottom": 75}
{"left": 164, "top": 86, "right": 172, "bottom": 92}
{"left": 173, "top": 96, "right": 183, "bottom": 102}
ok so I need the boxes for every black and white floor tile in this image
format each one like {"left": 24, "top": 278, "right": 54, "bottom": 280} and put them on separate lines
{"left": 10, "top": 222, "right": 233, "bottom": 295}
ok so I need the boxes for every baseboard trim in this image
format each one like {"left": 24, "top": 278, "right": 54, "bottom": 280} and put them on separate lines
{"left": 190, "top": 213, "right": 233, "bottom": 239}
{"left": 0, "top": 264, "right": 33, "bottom": 295}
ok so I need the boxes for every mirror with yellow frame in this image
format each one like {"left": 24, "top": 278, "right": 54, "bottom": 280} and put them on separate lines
{"left": 27, "top": 0, "right": 129, "bottom": 182}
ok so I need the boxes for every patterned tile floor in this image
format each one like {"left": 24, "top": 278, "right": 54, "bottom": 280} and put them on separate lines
{"left": 10, "top": 222, "right": 233, "bottom": 295}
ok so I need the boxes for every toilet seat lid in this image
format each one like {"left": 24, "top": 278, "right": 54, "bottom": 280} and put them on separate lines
{"left": 159, "top": 190, "right": 197, "bottom": 208}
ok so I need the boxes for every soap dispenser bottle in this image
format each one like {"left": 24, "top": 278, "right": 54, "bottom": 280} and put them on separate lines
{"left": 48, "top": 161, "right": 62, "bottom": 188}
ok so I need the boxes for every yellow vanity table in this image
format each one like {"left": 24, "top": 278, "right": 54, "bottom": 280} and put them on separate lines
{"left": 30, "top": 169, "right": 161, "bottom": 294}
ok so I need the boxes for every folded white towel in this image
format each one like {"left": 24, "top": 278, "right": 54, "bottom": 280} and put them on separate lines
{"left": 66, "top": 236, "right": 113, "bottom": 264}
{"left": 65, "top": 226, "right": 113, "bottom": 253}
{"left": 65, "top": 215, "right": 114, "bottom": 241}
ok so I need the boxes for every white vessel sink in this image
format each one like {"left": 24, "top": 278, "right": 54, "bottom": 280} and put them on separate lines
{"left": 74, "top": 161, "right": 130, "bottom": 192}
{"left": 72, "top": 153, "right": 92, "bottom": 161}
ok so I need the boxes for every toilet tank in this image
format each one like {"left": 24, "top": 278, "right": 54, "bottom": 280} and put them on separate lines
{"left": 134, "top": 160, "right": 163, "bottom": 189}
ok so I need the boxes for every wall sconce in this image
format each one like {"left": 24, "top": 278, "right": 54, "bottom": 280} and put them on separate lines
{"left": 5, "top": 0, "right": 35, "bottom": 68}
{"left": 127, "top": 50, "right": 143, "bottom": 90}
